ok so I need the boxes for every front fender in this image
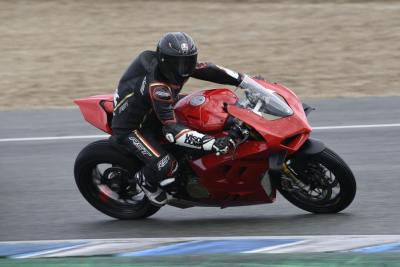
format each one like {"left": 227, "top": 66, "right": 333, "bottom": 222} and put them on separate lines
{"left": 268, "top": 138, "right": 325, "bottom": 181}
{"left": 294, "top": 138, "right": 325, "bottom": 157}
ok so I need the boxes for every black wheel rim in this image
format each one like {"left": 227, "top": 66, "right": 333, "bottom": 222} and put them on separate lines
{"left": 84, "top": 162, "right": 148, "bottom": 214}
{"left": 282, "top": 159, "right": 342, "bottom": 207}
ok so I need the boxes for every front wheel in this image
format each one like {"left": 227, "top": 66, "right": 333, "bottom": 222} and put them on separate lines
{"left": 277, "top": 147, "right": 356, "bottom": 213}
{"left": 74, "top": 139, "right": 160, "bottom": 219}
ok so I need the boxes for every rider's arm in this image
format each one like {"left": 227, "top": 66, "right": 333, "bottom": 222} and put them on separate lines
{"left": 148, "top": 82, "right": 178, "bottom": 125}
{"left": 191, "top": 62, "right": 243, "bottom": 87}
{"left": 149, "top": 83, "right": 231, "bottom": 153}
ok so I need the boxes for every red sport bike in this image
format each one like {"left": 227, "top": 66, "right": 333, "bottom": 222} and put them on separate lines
{"left": 74, "top": 75, "right": 356, "bottom": 219}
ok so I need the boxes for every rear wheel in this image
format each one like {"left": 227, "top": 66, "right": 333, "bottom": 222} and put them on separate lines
{"left": 277, "top": 147, "right": 356, "bottom": 213}
{"left": 74, "top": 139, "right": 160, "bottom": 219}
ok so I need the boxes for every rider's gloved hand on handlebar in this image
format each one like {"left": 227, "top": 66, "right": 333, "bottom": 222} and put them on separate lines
{"left": 212, "top": 136, "right": 235, "bottom": 156}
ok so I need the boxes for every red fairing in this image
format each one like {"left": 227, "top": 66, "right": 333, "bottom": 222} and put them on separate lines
{"left": 190, "top": 140, "right": 275, "bottom": 204}
{"left": 74, "top": 95, "right": 114, "bottom": 135}
{"left": 174, "top": 89, "right": 238, "bottom": 133}
{"left": 175, "top": 79, "right": 312, "bottom": 205}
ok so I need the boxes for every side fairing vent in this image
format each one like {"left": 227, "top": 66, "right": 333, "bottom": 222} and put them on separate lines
{"left": 281, "top": 134, "right": 303, "bottom": 149}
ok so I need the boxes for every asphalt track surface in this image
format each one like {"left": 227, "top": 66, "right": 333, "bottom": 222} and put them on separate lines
{"left": 1, "top": 96, "right": 400, "bottom": 241}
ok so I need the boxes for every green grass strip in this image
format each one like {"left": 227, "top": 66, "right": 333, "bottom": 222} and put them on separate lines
{"left": 1, "top": 253, "right": 400, "bottom": 267}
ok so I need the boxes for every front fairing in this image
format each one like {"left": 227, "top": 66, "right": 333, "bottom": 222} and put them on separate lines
{"left": 228, "top": 79, "right": 312, "bottom": 154}
{"left": 179, "top": 77, "right": 311, "bottom": 206}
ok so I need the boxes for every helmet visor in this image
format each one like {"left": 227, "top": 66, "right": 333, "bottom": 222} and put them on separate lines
{"left": 163, "top": 54, "right": 198, "bottom": 77}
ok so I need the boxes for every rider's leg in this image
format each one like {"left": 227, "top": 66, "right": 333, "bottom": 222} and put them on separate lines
{"left": 114, "top": 128, "right": 178, "bottom": 206}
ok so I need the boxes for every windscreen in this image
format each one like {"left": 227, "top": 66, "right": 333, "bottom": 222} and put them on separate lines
{"left": 238, "top": 75, "right": 293, "bottom": 118}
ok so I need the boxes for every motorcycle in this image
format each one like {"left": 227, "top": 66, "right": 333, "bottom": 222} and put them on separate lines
{"left": 74, "top": 75, "right": 356, "bottom": 219}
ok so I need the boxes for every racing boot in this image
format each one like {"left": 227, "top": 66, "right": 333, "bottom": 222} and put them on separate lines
{"left": 134, "top": 171, "right": 167, "bottom": 206}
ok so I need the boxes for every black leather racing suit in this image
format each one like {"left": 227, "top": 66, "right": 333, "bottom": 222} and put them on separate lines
{"left": 111, "top": 50, "right": 242, "bottom": 186}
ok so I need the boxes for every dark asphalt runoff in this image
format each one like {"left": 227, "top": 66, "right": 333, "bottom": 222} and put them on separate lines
{"left": 1, "top": 96, "right": 400, "bottom": 241}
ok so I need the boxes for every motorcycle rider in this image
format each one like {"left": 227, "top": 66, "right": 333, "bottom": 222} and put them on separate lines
{"left": 112, "top": 32, "right": 247, "bottom": 206}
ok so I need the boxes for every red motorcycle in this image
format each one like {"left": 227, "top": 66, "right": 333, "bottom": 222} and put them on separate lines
{"left": 74, "top": 75, "right": 356, "bottom": 219}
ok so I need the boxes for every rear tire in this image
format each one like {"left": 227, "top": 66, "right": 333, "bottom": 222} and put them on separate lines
{"left": 277, "top": 147, "right": 356, "bottom": 213}
{"left": 74, "top": 139, "right": 160, "bottom": 219}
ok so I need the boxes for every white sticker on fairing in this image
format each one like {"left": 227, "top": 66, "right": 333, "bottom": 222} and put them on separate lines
{"left": 216, "top": 65, "right": 239, "bottom": 79}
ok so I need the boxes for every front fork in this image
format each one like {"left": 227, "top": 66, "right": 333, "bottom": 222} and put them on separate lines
{"left": 280, "top": 162, "right": 309, "bottom": 192}
{"left": 269, "top": 150, "right": 310, "bottom": 192}
{"left": 269, "top": 138, "right": 325, "bottom": 190}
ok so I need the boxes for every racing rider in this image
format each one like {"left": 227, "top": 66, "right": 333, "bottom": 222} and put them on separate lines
{"left": 112, "top": 32, "right": 248, "bottom": 206}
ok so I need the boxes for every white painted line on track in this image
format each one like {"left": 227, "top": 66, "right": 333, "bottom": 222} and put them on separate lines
{"left": 0, "top": 123, "right": 399, "bottom": 143}
{"left": 0, "top": 135, "right": 108, "bottom": 142}
{"left": 313, "top": 123, "right": 400, "bottom": 130}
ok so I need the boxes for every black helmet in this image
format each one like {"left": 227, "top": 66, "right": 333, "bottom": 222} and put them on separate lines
{"left": 156, "top": 32, "right": 198, "bottom": 84}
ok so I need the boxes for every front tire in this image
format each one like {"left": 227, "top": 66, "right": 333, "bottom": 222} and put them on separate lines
{"left": 74, "top": 139, "right": 160, "bottom": 219}
{"left": 277, "top": 147, "right": 356, "bottom": 213}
